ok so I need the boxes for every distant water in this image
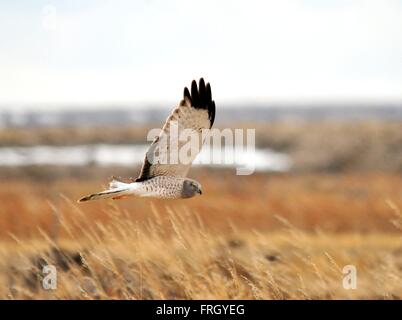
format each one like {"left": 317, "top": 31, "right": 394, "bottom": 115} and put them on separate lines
{"left": 0, "top": 144, "right": 291, "bottom": 172}
{"left": 1, "top": 105, "right": 402, "bottom": 128}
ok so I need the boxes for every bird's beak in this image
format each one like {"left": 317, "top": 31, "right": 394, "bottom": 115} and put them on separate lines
{"left": 198, "top": 189, "right": 202, "bottom": 195}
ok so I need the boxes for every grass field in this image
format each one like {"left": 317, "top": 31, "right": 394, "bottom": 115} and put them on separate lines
{"left": 1, "top": 172, "right": 401, "bottom": 299}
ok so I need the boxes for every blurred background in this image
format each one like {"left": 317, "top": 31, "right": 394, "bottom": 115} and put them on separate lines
{"left": 1, "top": 0, "right": 402, "bottom": 232}
{"left": 0, "top": 0, "right": 402, "bottom": 299}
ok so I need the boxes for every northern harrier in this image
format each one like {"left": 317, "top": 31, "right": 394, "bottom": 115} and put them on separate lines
{"left": 78, "top": 78, "right": 216, "bottom": 202}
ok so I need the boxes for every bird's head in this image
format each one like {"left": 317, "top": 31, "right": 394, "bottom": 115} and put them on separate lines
{"left": 181, "top": 179, "right": 203, "bottom": 198}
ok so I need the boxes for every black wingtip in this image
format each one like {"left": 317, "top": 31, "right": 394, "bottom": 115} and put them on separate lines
{"left": 191, "top": 80, "right": 199, "bottom": 107}
{"left": 184, "top": 87, "right": 191, "bottom": 101}
{"left": 199, "top": 78, "right": 205, "bottom": 89}
{"left": 183, "top": 78, "right": 215, "bottom": 127}
{"left": 198, "top": 78, "right": 206, "bottom": 104}
{"left": 210, "top": 101, "right": 216, "bottom": 127}
{"left": 206, "top": 83, "right": 212, "bottom": 102}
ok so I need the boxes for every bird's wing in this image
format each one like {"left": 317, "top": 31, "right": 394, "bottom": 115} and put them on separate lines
{"left": 135, "top": 78, "right": 216, "bottom": 181}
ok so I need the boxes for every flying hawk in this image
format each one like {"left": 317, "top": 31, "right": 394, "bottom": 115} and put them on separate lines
{"left": 78, "top": 78, "right": 216, "bottom": 202}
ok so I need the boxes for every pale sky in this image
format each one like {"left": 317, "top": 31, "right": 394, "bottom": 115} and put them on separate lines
{"left": 1, "top": 0, "right": 402, "bottom": 110}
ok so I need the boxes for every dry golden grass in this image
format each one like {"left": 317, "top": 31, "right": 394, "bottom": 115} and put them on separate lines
{"left": 0, "top": 172, "right": 401, "bottom": 299}
{"left": 1, "top": 172, "right": 401, "bottom": 238}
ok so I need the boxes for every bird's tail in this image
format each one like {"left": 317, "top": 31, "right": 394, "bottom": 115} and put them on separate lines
{"left": 78, "top": 178, "right": 133, "bottom": 202}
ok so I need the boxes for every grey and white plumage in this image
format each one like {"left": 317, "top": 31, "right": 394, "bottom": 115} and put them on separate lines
{"left": 78, "top": 78, "right": 215, "bottom": 202}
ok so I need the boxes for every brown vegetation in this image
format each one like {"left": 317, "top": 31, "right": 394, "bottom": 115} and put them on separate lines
{"left": 1, "top": 120, "right": 401, "bottom": 299}
{"left": 1, "top": 172, "right": 401, "bottom": 299}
